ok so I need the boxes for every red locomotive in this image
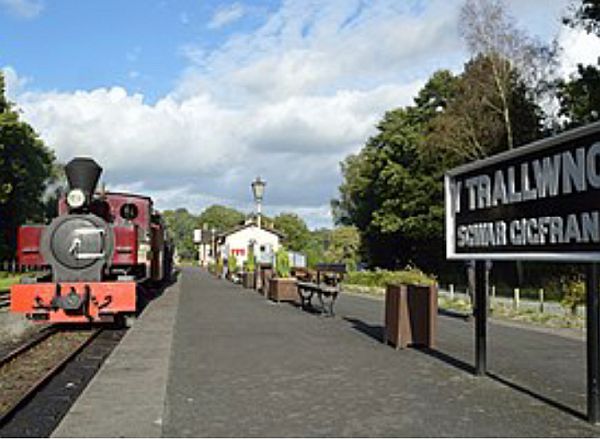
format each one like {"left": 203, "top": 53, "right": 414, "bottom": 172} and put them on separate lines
{"left": 10, "top": 157, "right": 172, "bottom": 323}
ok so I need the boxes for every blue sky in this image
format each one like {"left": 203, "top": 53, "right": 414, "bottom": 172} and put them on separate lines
{"left": 0, "top": 0, "right": 279, "bottom": 101}
{"left": 2, "top": 0, "right": 599, "bottom": 229}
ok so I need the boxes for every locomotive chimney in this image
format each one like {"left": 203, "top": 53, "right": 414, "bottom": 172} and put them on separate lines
{"left": 65, "top": 157, "right": 103, "bottom": 202}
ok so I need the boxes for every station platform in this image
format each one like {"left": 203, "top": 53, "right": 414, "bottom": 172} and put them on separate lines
{"left": 53, "top": 268, "right": 599, "bottom": 437}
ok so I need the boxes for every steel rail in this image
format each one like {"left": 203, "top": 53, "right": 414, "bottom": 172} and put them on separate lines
{"left": 0, "top": 326, "right": 58, "bottom": 368}
{"left": 0, "top": 327, "right": 102, "bottom": 426}
{"left": 0, "top": 289, "right": 9, "bottom": 309}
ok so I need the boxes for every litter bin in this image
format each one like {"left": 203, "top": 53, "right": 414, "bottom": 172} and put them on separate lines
{"left": 384, "top": 283, "right": 437, "bottom": 349}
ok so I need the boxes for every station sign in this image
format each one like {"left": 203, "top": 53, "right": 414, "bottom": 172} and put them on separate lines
{"left": 445, "top": 121, "right": 600, "bottom": 261}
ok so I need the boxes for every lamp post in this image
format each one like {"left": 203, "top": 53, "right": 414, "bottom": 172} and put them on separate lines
{"left": 211, "top": 227, "right": 216, "bottom": 263}
{"left": 251, "top": 176, "right": 266, "bottom": 229}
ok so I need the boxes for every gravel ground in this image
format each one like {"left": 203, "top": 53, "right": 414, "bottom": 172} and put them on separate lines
{"left": 0, "top": 310, "right": 44, "bottom": 358}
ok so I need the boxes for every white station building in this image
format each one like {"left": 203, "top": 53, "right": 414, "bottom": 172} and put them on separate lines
{"left": 217, "top": 221, "right": 284, "bottom": 268}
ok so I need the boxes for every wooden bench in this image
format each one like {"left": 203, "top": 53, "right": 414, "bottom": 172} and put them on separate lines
{"left": 296, "top": 263, "right": 346, "bottom": 316}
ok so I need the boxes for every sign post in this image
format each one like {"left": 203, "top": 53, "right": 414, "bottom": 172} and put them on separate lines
{"left": 587, "top": 263, "right": 600, "bottom": 423}
{"left": 474, "top": 260, "right": 487, "bottom": 375}
{"left": 445, "top": 121, "right": 600, "bottom": 423}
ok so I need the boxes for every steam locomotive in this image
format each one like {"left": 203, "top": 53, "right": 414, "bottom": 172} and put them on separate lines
{"left": 10, "top": 157, "right": 173, "bottom": 324}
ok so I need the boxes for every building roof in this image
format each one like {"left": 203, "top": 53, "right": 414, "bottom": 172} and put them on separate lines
{"left": 217, "top": 222, "right": 285, "bottom": 240}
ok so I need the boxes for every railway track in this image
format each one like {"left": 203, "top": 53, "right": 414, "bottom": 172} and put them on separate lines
{"left": 0, "top": 326, "right": 101, "bottom": 426}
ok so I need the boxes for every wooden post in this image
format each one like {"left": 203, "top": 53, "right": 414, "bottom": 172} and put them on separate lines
{"left": 513, "top": 288, "right": 520, "bottom": 310}
{"left": 449, "top": 283, "right": 455, "bottom": 300}
{"left": 539, "top": 288, "right": 545, "bottom": 314}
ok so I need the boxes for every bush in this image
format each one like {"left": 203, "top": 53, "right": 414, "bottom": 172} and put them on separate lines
{"left": 345, "top": 266, "right": 436, "bottom": 288}
{"left": 275, "top": 246, "right": 291, "bottom": 278}
{"left": 227, "top": 254, "right": 238, "bottom": 274}
{"left": 245, "top": 246, "right": 256, "bottom": 272}
{"left": 561, "top": 272, "right": 585, "bottom": 315}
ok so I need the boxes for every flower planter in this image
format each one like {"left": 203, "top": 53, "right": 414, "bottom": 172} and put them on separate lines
{"left": 268, "top": 278, "right": 298, "bottom": 303}
{"left": 384, "top": 283, "right": 437, "bottom": 349}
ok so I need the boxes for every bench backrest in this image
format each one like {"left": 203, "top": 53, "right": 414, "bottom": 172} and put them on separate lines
{"left": 315, "top": 263, "right": 347, "bottom": 274}
{"left": 315, "top": 263, "right": 347, "bottom": 286}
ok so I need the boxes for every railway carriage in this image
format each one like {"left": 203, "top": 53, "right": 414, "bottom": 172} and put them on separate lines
{"left": 10, "top": 157, "right": 172, "bottom": 323}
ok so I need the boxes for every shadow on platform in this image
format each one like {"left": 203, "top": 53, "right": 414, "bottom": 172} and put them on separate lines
{"left": 343, "top": 315, "right": 587, "bottom": 423}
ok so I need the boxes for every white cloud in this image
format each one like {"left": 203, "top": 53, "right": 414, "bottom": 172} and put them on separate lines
{"left": 557, "top": 27, "right": 600, "bottom": 78}
{"left": 208, "top": 2, "right": 246, "bottom": 29}
{"left": 0, "top": 0, "right": 43, "bottom": 18}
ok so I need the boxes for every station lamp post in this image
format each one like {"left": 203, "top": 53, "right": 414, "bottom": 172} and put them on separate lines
{"left": 251, "top": 176, "right": 266, "bottom": 229}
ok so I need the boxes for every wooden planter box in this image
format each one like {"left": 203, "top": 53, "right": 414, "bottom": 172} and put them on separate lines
{"left": 259, "top": 266, "right": 274, "bottom": 296}
{"left": 384, "top": 283, "right": 437, "bottom": 349}
{"left": 242, "top": 272, "right": 256, "bottom": 289}
{"left": 268, "top": 278, "right": 298, "bottom": 303}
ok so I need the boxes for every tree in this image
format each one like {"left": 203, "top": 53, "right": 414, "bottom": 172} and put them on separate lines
{"left": 334, "top": 71, "right": 458, "bottom": 270}
{"left": 303, "top": 228, "right": 329, "bottom": 268}
{"left": 563, "top": 0, "right": 600, "bottom": 36}
{"left": 0, "top": 72, "right": 54, "bottom": 260}
{"left": 557, "top": 63, "right": 600, "bottom": 127}
{"left": 162, "top": 208, "right": 198, "bottom": 260}
{"left": 324, "top": 226, "right": 360, "bottom": 271}
{"left": 197, "top": 204, "right": 244, "bottom": 232}
{"left": 334, "top": 58, "right": 543, "bottom": 271}
{"left": 426, "top": 55, "right": 542, "bottom": 164}
{"left": 273, "top": 212, "right": 310, "bottom": 252}
{"left": 557, "top": 0, "right": 600, "bottom": 128}
{"left": 459, "top": 0, "right": 555, "bottom": 148}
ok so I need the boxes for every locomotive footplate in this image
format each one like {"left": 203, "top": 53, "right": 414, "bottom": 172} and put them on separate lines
{"left": 10, "top": 281, "right": 136, "bottom": 323}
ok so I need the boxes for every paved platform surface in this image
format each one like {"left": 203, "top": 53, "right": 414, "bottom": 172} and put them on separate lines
{"left": 53, "top": 268, "right": 600, "bottom": 437}
{"left": 52, "top": 279, "right": 181, "bottom": 437}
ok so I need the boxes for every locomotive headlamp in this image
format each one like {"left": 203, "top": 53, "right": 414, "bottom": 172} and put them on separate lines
{"left": 67, "top": 189, "right": 86, "bottom": 209}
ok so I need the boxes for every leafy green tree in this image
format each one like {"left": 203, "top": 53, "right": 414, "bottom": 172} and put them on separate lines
{"left": 333, "top": 71, "right": 457, "bottom": 270}
{"left": 557, "top": 64, "right": 600, "bottom": 128}
{"left": 303, "top": 228, "right": 329, "bottom": 267}
{"left": 426, "top": 55, "right": 542, "bottom": 164}
{"left": 334, "top": 57, "right": 542, "bottom": 271}
{"left": 0, "top": 72, "right": 54, "bottom": 259}
{"left": 563, "top": 0, "right": 600, "bottom": 35}
{"left": 197, "top": 204, "right": 244, "bottom": 232}
{"left": 557, "top": 0, "right": 600, "bottom": 128}
{"left": 324, "top": 226, "right": 360, "bottom": 270}
{"left": 273, "top": 212, "right": 310, "bottom": 252}
{"left": 162, "top": 208, "right": 197, "bottom": 260}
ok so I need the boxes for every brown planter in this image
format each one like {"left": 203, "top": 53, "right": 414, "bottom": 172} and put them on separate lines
{"left": 384, "top": 283, "right": 437, "bottom": 349}
{"left": 259, "top": 266, "right": 274, "bottom": 296}
{"left": 268, "top": 278, "right": 298, "bottom": 303}
{"left": 242, "top": 272, "right": 256, "bottom": 289}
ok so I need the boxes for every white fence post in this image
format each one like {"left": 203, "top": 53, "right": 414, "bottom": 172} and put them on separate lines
{"left": 449, "top": 283, "right": 455, "bottom": 300}
{"left": 514, "top": 288, "right": 520, "bottom": 310}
